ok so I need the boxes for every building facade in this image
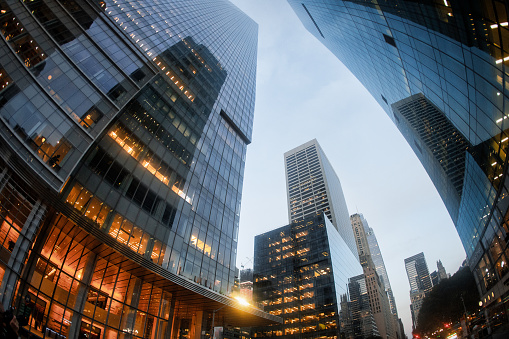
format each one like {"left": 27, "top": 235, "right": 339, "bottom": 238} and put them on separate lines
{"left": 346, "top": 274, "right": 380, "bottom": 339}
{"left": 288, "top": 0, "right": 509, "bottom": 321}
{"left": 0, "top": 0, "right": 280, "bottom": 338}
{"left": 404, "top": 252, "right": 432, "bottom": 330}
{"left": 284, "top": 139, "right": 357, "bottom": 256}
{"left": 350, "top": 214, "right": 397, "bottom": 339}
{"left": 365, "top": 223, "right": 398, "bottom": 318}
{"left": 252, "top": 213, "right": 364, "bottom": 339}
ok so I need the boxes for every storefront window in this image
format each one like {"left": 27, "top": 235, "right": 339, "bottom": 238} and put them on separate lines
{"left": 18, "top": 215, "right": 173, "bottom": 338}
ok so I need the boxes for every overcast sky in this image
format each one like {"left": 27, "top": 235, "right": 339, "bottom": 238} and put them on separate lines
{"left": 229, "top": 0, "right": 467, "bottom": 335}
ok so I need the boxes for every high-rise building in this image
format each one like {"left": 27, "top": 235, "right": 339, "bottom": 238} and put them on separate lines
{"left": 351, "top": 214, "right": 397, "bottom": 339}
{"left": 366, "top": 223, "right": 398, "bottom": 317}
{"left": 284, "top": 139, "right": 357, "bottom": 256}
{"left": 430, "top": 271, "right": 440, "bottom": 287}
{"left": 431, "top": 259, "right": 450, "bottom": 287}
{"left": 437, "top": 260, "right": 448, "bottom": 281}
{"left": 347, "top": 274, "right": 380, "bottom": 339}
{"left": 0, "top": 0, "right": 280, "bottom": 338}
{"left": 405, "top": 253, "right": 432, "bottom": 329}
{"left": 252, "top": 213, "right": 364, "bottom": 338}
{"left": 288, "top": 0, "right": 509, "bottom": 318}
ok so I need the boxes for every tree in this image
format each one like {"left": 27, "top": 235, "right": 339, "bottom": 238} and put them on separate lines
{"left": 415, "top": 266, "right": 479, "bottom": 335}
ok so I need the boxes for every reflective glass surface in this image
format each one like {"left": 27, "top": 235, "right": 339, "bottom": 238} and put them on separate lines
{"left": 253, "top": 214, "right": 363, "bottom": 338}
{"left": 0, "top": 0, "right": 261, "bottom": 337}
{"left": 288, "top": 0, "right": 509, "bottom": 304}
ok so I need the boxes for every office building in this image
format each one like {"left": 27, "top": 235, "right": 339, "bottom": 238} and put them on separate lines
{"left": 0, "top": 0, "right": 280, "bottom": 338}
{"left": 365, "top": 222, "right": 398, "bottom": 317}
{"left": 430, "top": 271, "right": 439, "bottom": 287}
{"left": 288, "top": 0, "right": 509, "bottom": 319}
{"left": 351, "top": 214, "right": 397, "bottom": 339}
{"left": 405, "top": 253, "right": 432, "bottom": 329}
{"left": 284, "top": 139, "right": 357, "bottom": 256}
{"left": 252, "top": 213, "right": 364, "bottom": 338}
{"left": 347, "top": 274, "right": 380, "bottom": 339}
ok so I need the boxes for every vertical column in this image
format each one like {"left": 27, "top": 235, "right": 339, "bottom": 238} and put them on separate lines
{"left": 0, "top": 167, "right": 9, "bottom": 192}
{"left": 68, "top": 253, "right": 98, "bottom": 337}
{"left": 123, "top": 277, "right": 143, "bottom": 338}
{"left": 0, "top": 200, "right": 46, "bottom": 308}
{"left": 190, "top": 310, "right": 203, "bottom": 339}
{"left": 165, "top": 294, "right": 176, "bottom": 339}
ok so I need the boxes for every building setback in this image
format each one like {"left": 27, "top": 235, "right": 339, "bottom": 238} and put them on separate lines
{"left": 405, "top": 252, "right": 433, "bottom": 330}
{"left": 0, "top": 0, "right": 280, "bottom": 338}
{"left": 288, "top": 0, "right": 509, "bottom": 321}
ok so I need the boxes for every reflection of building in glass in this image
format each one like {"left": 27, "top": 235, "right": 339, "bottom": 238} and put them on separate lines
{"left": 284, "top": 139, "right": 357, "bottom": 256}
{"left": 347, "top": 274, "right": 379, "bottom": 339}
{"left": 252, "top": 213, "right": 363, "bottom": 338}
{"left": 350, "top": 214, "right": 398, "bottom": 339}
{"left": 405, "top": 253, "right": 432, "bottom": 330}
{"left": 0, "top": 0, "right": 280, "bottom": 338}
{"left": 288, "top": 0, "right": 509, "bottom": 321}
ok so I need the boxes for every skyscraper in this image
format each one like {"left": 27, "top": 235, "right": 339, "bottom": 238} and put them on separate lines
{"left": 365, "top": 223, "right": 398, "bottom": 317}
{"left": 351, "top": 214, "right": 397, "bottom": 339}
{"left": 252, "top": 213, "right": 364, "bottom": 338}
{"left": 405, "top": 252, "right": 432, "bottom": 330}
{"left": 0, "top": 0, "right": 279, "bottom": 337}
{"left": 285, "top": 139, "right": 357, "bottom": 256}
{"left": 288, "top": 0, "right": 509, "bottom": 318}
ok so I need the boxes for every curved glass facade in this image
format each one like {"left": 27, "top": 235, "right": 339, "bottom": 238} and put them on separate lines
{"left": 288, "top": 0, "right": 509, "bottom": 316}
{"left": 0, "top": 0, "right": 281, "bottom": 338}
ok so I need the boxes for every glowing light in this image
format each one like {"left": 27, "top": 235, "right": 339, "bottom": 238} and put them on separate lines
{"left": 235, "top": 296, "right": 250, "bottom": 306}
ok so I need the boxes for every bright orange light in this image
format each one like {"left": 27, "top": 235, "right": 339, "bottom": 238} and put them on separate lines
{"left": 234, "top": 296, "right": 250, "bottom": 306}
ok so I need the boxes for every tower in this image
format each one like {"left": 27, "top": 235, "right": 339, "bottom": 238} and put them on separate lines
{"left": 252, "top": 213, "right": 364, "bottom": 339}
{"left": 366, "top": 224, "right": 399, "bottom": 317}
{"left": 0, "top": 0, "right": 279, "bottom": 337}
{"left": 405, "top": 252, "right": 432, "bottom": 329}
{"left": 351, "top": 214, "right": 398, "bottom": 339}
{"left": 284, "top": 139, "right": 357, "bottom": 256}
{"left": 288, "top": 0, "right": 509, "bottom": 316}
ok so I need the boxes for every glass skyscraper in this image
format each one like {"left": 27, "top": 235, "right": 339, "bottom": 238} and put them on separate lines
{"left": 0, "top": 0, "right": 279, "bottom": 338}
{"left": 288, "top": 0, "right": 509, "bottom": 321}
{"left": 365, "top": 222, "right": 398, "bottom": 317}
{"left": 252, "top": 213, "right": 365, "bottom": 339}
{"left": 404, "top": 252, "right": 432, "bottom": 329}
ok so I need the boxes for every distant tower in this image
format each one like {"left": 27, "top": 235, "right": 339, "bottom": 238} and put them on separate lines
{"left": 365, "top": 224, "right": 399, "bottom": 317}
{"left": 285, "top": 139, "right": 356, "bottom": 255}
{"left": 351, "top": 214, "right": 398, "bottom": 339}
{"left": 437, "top": 260, "right": 448, "bottom": 281}
{"left": 405, "top": 253, "right": 433, "bottom": 330}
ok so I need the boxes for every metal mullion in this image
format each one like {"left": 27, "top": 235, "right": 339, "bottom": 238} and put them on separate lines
{"left": 53, "top": 0, "right": 141, "bottom": 91}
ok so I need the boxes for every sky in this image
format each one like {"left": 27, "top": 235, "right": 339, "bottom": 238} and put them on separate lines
{"left": 229, "top": 0, "right": 467, "bottom": 336}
